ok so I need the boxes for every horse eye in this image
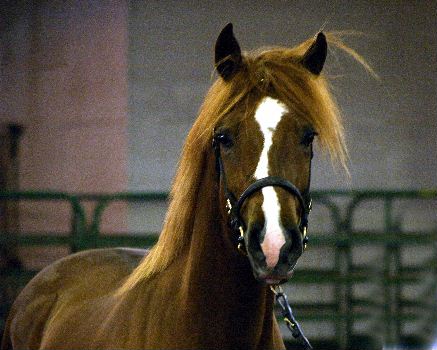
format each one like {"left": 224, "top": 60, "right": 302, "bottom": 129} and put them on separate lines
{"left": 215, "top": 132, "right": 233, "bottom": 148}
{"left": 301, "top": 130, "right": 317, "bottom": 147}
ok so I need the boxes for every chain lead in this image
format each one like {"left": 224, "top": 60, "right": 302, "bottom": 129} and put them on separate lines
{"left": 270, "top": 285, "right": 313, "bottom": 350}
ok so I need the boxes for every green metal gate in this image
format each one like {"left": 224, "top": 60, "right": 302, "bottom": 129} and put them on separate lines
{"left": 1, "top": 190, "right": 436, "bottom": 349}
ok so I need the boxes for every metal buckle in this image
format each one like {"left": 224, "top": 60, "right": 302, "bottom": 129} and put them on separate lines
{"left": 302, "top": 226, "right": 308, "bottom": 250}
{"left": 237, "top": 226, "right": 247, "bottom": 255}
{"left": 226, "top": 199, "right": 232, "bottom": 214}
{"left": 270, "top": 284, "right": 283, "bottom": 296}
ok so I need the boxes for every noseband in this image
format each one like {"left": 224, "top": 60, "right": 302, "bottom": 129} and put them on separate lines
{"left": 212, "top": 131, "right": 313, "bottom": 254}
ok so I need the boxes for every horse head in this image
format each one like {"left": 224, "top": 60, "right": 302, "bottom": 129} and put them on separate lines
{"left": 213, "top": 23, "right": 329, "bottom": 285}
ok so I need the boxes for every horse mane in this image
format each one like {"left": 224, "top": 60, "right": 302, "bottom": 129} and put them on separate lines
{"left": 118, "top": 32, "right": 373, "bottom": 294}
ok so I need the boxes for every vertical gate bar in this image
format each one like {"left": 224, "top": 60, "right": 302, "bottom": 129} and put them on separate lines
{"left": 89, "top": 199, "right": 110, "bottom": 249}
{"left": 429, "top": 225, "right": 437, "bottom": 346}
{"left": 346, "top": 237, "right": 353, "bottom": 347}
{"left": 69, "top": 195, "right": 87, "bottom": 252}
{"left": 0, "top": 124, "right": 24, "bottom": 270}
{"left": 383, "top": 197, "right": 400, "bottom": 347}
{"left": 383, "top": 197, "right": 391, "bottom": 346}
{"left": 394, "top": 239, "right": 401, "bottom": 343}
{"left": 334, "top": 242, "right": 344, "bottom": 349}
{"left": 335, "top": 194, "right": 353, "bottom": 350}
{"left": 333, "top": 201, "right": 341, "bottom": 348}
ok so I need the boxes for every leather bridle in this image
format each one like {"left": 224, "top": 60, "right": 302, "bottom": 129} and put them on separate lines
{"left": 212, "top": 130, "right": 313, "bottom": 254}
{"left": 212, "top": 129, "right": 314, "bottom": 350}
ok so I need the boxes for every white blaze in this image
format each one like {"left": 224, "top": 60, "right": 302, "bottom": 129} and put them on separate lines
{"left": 254, "top": 97, "right": 288, "bottom": 269}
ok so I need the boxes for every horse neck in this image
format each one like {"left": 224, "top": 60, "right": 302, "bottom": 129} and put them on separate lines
{"left": 177, "top": 152, "right": 275, "bottom": 347}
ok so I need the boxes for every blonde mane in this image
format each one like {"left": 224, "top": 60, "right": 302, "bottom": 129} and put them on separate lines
{"left": 118, "top": 33, "right": 371, "bottom": 294}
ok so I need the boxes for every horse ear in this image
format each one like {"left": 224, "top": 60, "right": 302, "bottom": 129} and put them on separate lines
{"left": 215, "top": 23, "right": 243, "bottom": 80}
{"left": 301, "top": 32, "right": 327, "bottom": 75}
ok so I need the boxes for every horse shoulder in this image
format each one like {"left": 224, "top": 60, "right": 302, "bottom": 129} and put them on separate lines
{"left": 4, "top": 248, "right": 147, "bottom": 349}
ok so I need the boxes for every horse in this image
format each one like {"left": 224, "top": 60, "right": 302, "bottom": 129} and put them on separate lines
{"left": 2, "top": 23, "right": 352, "bottom": 349}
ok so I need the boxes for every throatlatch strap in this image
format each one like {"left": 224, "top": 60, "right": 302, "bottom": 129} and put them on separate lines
{"left": 213, "top": 132, "right": 237, "bottom": 210}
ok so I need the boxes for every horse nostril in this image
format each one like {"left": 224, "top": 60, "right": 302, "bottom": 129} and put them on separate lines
{"left": 277, "top": 226, "right": 304, "bottom": 264}
{"left": 246, "top": 225, "right": 266, "bottom": 261}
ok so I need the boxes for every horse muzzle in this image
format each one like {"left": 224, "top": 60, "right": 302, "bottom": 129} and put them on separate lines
{"left": 245, "top": 223, "right": 304, "bottom": 284}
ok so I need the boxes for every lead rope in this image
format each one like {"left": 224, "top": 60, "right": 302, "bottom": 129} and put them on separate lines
{"left": 270, "top": 285, "right": 313, "bottom": 350}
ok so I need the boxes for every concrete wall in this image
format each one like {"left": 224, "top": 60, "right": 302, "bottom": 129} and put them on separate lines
{"left": 0, "top": 1, "right": 129, "bottom": 266}
{"left": 127, "top": 1, "right": 437, "bottom": 192}
{"left": 1, "top": 1, "right": 128, "bottom": 193}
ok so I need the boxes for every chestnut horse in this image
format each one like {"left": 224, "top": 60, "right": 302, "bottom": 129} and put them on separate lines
{"left": 2, "top": 24, "right": 351, "bottom": 349}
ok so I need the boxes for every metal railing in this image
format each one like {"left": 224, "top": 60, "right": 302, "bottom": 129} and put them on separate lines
{"left": 1, "top": 190, "right": 436, "bottom": 349}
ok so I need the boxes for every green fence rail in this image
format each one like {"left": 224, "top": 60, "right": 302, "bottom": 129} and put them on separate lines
{"left": 0, "top": 191, "right": 86, "bottom": 251}
{"left": 1, "top": 190, "right": 436, "bottom": 349}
